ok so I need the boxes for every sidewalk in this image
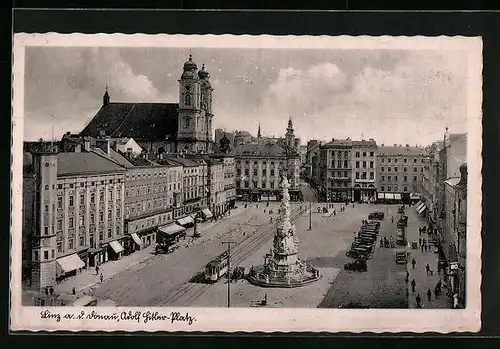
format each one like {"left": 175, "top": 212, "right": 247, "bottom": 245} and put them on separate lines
{"left": 404, "top": 206, "right": 453, "bottom": 309}
{"left": 54, "top": 244, "right": 156, "bottom": 296}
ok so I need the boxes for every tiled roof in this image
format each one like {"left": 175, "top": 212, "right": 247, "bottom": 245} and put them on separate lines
{"left": 162, "top": 156, "right": 202, "bottom": 167}
{"left": 57, "top": 152, "right": 126, "bottom": 176}
{"left": 378, "top": 146, "right": 426, "bottom": 156}
{"left": 321, "top": 139, "right": 353, "bottom": 148}
{"left": 352, "top": 140, "right": 377, "bottom": 147}
{"left": 229, "top": 143, "right": 290, "bottom": 158}
{"left": 80, "top": 103, "right": 179, "bottom": 141}
{"left": 92, "top": 148, "right": 134, "bottom": 168}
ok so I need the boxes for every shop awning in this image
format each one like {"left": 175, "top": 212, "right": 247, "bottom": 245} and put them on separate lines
{"left": 417, "top": 204, "right": 427, "bottom": 214}
{"left": 202, "top": 208, "right": 213, "bottom": 219}
{"left": 158, "top": 223, "right": 186, "bottom": 235}
{"left": 56, "top": 254, "right": 85, "bottom": 273}
{"left": 394, "top": 193, "right": 402, "bottom": 200}
{"left": 184, "top": 215, "right": 194, "bottom": 225}
{"left": 130, "top": 233, "right": 142, "bottom": 246}
{"left": 415, "top": 201, "right": 425, "bottom": 212}
{"left": 109, "top": 240, "right": 124, "bottom": 254}
{"left": 377, "top": 193, "right": 385, "bottom": 199}
{"left": 385, "top": 193, "right": 395, "bottom": 200}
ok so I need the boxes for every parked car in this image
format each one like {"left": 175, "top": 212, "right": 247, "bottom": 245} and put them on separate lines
{"left": 346, "top": 248, "right": 370, "bottom": 259}
{"left": 344, "top": 259, "right": 368, "bottom": 272}
{"left": 368, "top": 212, "right": 385, "bottom": 220}
{"left": 395, "top": 251, "right": 407, "bottom": 264}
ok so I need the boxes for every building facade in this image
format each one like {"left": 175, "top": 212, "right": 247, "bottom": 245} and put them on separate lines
{"left": 123, "top": 159, "right": 184, "bottom": 252}
{"left": 376, "top": 145, "right": 427, "bottom": 202}
{"left": 318, "top": 139, "right": 353, "bottom": 202}
{"left": 24, "top": 142, "right": 126, "bottom": 290}
{"left": 351, "top": 140, "right": 378, "bottom": 202}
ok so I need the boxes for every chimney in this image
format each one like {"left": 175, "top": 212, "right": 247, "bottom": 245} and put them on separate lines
{"left": 96, "top": 137, "right": 111, "bottom": 155}
{"left": 126, "top": 148, "right": 133, "bottom": 158}
{"left": 83, "top": 137, "right": 91, "bottom": 151}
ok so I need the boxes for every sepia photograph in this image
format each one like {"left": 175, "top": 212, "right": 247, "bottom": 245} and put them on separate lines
{"left": 11, "top": 33, "right": 482, "bottom": 332}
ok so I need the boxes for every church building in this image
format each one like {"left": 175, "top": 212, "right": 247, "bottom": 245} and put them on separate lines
{"left": 80, "top": 55, "right": 215, "bottom": 155}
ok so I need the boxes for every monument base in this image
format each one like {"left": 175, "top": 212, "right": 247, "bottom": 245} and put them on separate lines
{"left": 246, "top": 264, "right": 321, "bottom": 288}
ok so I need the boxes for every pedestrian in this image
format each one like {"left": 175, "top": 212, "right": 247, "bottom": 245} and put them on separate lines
{"left": 100, "top": 273, "right": 103, "bottom": 283}
{"left": 96, "top": 265, "right": 99, "bottom": 276}
{"left": 421, "top": 243, "right": 424, "bottom": 253}
{"left": 45, "top": 286, "right": 49, "bottom": 295}
{"left": 416, "top": 294, "right": 422, "bottom": 308}
{"left": 422, "top": 238, "right": 426, "bottom": 246}
{"left": 380, "top": 238, "right": 384, "bottom": 248}
{"left": 72, "top": 287, "right": 76, "bottom": 295}
{"left": 411, "top": 278, "right": 416, "bottom": 292}
{"left": 436, "top": 279, "right": 442, "bottom": 293}
{"left": 453, "top": 294, "right": 459, "bottom": 309}
{"left": 406, "top": 270, "right": 409, "bottom": 280}
{"left": 427, "top": 288, "right": 432, "bottom": 301}
{"left": 424, "top": 243, "right": 427, "bottom": 252}
{"left": 434, "top": 286, "right": 439, "bottom": 299}
{"left": 406, "top": 288, "right": 409, "bottom": 298}
{"left": 419, "top": 237, "right": 422, "bottom": 247}
{"left": 49, "top": 287, "right": 54, "bottom": 296}
{"left": 391, "top": 216, "right": 394, "bottom": 223}
{"left": 426, "top": 264, "right": 431, "bottom": 275}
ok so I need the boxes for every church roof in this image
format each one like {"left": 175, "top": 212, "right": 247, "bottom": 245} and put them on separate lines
{"left": 80, "top": 102, "right": 179, "bottom": 141}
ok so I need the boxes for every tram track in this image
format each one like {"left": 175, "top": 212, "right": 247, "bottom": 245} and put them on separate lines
{"left": 159, "top": 206, "right": 307, "bottom": 307}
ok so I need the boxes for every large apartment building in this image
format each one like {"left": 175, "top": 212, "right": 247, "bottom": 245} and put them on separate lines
{"left": 318, "top": 139, "right": 353, "bottom": 202}
{"left": 23, "top": 142, "right": 126, "bottom": 290}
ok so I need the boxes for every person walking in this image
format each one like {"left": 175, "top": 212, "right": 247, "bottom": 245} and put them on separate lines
{"left": 434, "top": 285, "right": 439, "bottom": 299}
{"left": 100, "top": 273, "right": 103, "bottom": 283}
{"left": 405, "top": 271, "right": 409, "bottom": 284}
{"left": 419, "top": 237, "right": 422, "bottom": 247}
{"left": 411, "top": 278, "right": 416, "bottom": 293}
{"left": 416, "top": 294, "right": 422, "bottom": 308}
{"left": 426, "top": 263, "right": 431, "bottom": 275}
{"left": 95, "top": 265, "right": 99, "bottom": 276}
{"left": 427, "top": 288, "right": 432, "bottom": 301}
{"left": 411, "top": 258, "right": 416, "bottom": 269}
{"left": 421, "top": 243, "right": 424, "bottom": 253}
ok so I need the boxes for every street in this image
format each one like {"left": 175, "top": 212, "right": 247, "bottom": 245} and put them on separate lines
{"left": 78, "top": 197, "right": 452, "bottom": 309}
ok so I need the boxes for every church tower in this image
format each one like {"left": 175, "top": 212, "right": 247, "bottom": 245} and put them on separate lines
{"left": 198, "top": 63, "right": 214, "bottom": 151}
{"left": 177, "top": 54, "right": 206, "bottom": 153}
{"left": 285, "top": 118, "right": 296, "bottom": 149}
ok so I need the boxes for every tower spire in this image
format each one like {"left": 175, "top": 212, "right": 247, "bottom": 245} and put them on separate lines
{"left": 257, "top": 124, "right": 261, "bottom": 138}
{"left": 103, "top": 85, "right": 110, "bottom": 106}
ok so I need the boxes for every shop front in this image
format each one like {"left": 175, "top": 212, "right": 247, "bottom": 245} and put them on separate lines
{"left": 108, "top": 240, "right": 125, "bottom": 261}
{"left": 55, "top": 253, "right": 86, "bottom": 282}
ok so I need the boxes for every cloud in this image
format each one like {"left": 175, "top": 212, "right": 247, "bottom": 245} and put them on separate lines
{"left": 24, "top": 47, "right": 166, "bottom": 140}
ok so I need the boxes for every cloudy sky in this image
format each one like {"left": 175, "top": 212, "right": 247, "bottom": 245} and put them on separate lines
{"left": 24, "top": 46, "right": 468, "bottom": 145}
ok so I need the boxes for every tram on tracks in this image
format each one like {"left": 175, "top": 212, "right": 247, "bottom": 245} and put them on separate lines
{"left": 204, "top": 251, "right": 230, "bottom": 283}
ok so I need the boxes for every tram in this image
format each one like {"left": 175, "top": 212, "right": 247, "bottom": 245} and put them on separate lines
{"left": 204, "top": 251, "right": 230, "bottom": 283}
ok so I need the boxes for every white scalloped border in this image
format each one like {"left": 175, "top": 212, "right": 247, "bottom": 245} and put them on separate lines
{"left": 11, "top": 33, "right": 483, "bottom": 333}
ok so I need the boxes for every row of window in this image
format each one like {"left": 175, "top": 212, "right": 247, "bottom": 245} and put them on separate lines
{"left": 55, "top": 226, "right": 122, "bottom": 254}
{"left": 125, "top": 182, "right": 181, "bottom": 197}
{"left": 355, "top": 151, "right": 375, "bottom": 158}
{"left": 126, "top": 196, "right": 175, "bottom": 216}
{"left": 46, "top": 179, "right": 122, "bottom": 191}
{"left": 355, "top": 161, "right": 374, "bottom": 169}
{"left": 55, "top": 209, "right": 121, "bottom": 231}
{"left": 126, "top": 170, "right": 182, "bottom": 180}
{"left": 329, "top": 181, "right": 349, "bottom": 188}
{"left": 329, "top": 150, "right": 350, "bottom": 157}
{"left": 236, "top": 160, "right": 284, "bottom": 166}
{"left": 380, "top": 157, "right": 424, "bottom": 163}
{"left": 330, "top": 160, "right": 350, "bottom": 168}
{"left": 355, "top": 172, "right": 375, "bottom": 180}
{"left": 380, "top": 186, "right": 413, "bottom": 192}
{"left": 330, "top": 171, "right": 349, "bottom": 178}
{"left": 380, "top": 167, "right": 422, "bottom": 173}
{"left": 56, "top": 189, "right": 122, "bottom": 210}
{"left": 236, "top": 181, "right": 280, "bottom": 189}
{"left": 237, "top": 168, "right": 284, "bottom": 177}
{"left": 380, "top": 175, "right": 419, "bottom": 182}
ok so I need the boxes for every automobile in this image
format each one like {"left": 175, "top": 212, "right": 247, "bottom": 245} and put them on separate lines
{"left": 351, "top": 242, "right": 374, "bottom": 251}
{"left": 359, "top": 228, "right": 379, "bottom": 234}
{"left": 357, "top": 236, "right": 377, "bottom": 243}
{"left": 395, "top": 251, "right": 407, "bottom": 264}
{"left": 368, "top": 212, "right": 385, "bottom": 220}
{"left": 346, "top": 248, "right": 370, "bottom": 259}
{"left": 358, "top": 232, "right": 378, "bottom": 239}
{"left": 344, "top": 259, "right": 368, "bottom": 272}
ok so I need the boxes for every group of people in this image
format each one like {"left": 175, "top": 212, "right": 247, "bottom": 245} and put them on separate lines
{"left": 380, "top": 236, "right": 395, "bottom": 248}
{"left": 407, "top": 251, "right": 445, "bottom": 309}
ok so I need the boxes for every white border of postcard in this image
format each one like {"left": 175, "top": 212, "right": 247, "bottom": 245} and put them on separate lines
{"left": 11, "top": 33, "right": 482, "bottom": 332}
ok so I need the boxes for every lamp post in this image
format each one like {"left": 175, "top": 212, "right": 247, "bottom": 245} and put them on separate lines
{"left": 308, "top": 201, "right": 312, "bottom": 231}
{"left": 222, "top": 240, "right": 237, "bottom": 308}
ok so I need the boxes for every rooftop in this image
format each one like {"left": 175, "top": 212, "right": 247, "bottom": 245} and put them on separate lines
{"left": 80, "top": 102, "right": 178, "bottom": 141}
{"left": 229, "top": 143, "right": 293, "bottom": 158}
{"left": 378, "top": 146, "right": 426, "bottom": 156}
{"left": 57, "top": 152, "right": 126, "bottom": 176}
{"left": 162, "top": 156, "right": 204, "bottom": 167}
